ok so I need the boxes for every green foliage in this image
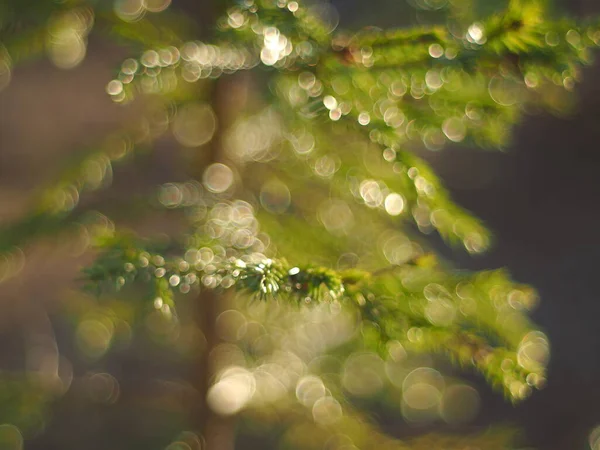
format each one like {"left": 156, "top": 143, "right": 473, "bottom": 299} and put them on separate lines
{"left": 0, "top": 0, "right": 595, "bottom": 448}
{"left": 84, "top": 230, "right": 544, "bottom": 401}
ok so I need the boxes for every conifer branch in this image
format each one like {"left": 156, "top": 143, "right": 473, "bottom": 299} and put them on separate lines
{"left": 84, "top": 234, "right": 546, "bottom": 402}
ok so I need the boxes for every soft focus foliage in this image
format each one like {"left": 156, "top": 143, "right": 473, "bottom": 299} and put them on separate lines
{"left": 0, "top": 0, "right": 597, "bottom": 448}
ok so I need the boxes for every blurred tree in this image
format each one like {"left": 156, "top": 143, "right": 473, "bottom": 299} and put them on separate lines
{"left": 0, "top": 0, "right": 598, "bottom": 449}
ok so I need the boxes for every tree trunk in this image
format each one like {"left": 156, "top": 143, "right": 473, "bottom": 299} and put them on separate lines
{"left": 194, "top": 289, "right": 235, "bottom": 450}
{"left": 191, "top": 72, "right": 249, "bottom": 450}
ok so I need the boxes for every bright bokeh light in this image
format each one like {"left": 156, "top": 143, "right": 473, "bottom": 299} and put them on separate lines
{"left": 312, "top": 396, "right": 342, "bottom": 425}
{"left": 295, "top": 375, "right": 326, "bottom": 407}
{"left": 203, "top": 163, "right": 234, "bottom": 194}
{"left": 517, "top": 331, "right": 550, "bottom": 372}
{"left": 207, "top": 367, "right": 256, "bottom": 416}
{"left": 47, "top": 8, "right": 94, "bottom": 69}
{"left": 260, "top": 27, "right": 292, "bottom": 66}
{"left": 76, "top": 319, "right": 114, "bottom": 360}
{"left": 172, "top": 103, "right": 216, "bottom": 147}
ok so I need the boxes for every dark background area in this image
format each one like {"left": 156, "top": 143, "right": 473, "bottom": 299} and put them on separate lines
{"left": 2, "top": 0, "right": 600, "bottom": 449}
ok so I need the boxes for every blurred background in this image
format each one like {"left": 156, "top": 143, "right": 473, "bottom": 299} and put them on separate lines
{"left": 1, "top": 0, "right": 600, "bottom": 449}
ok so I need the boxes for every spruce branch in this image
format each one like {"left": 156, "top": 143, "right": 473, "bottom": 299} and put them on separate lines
{"left": 83, "top": 234, "right": 546, "bottom": 402}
